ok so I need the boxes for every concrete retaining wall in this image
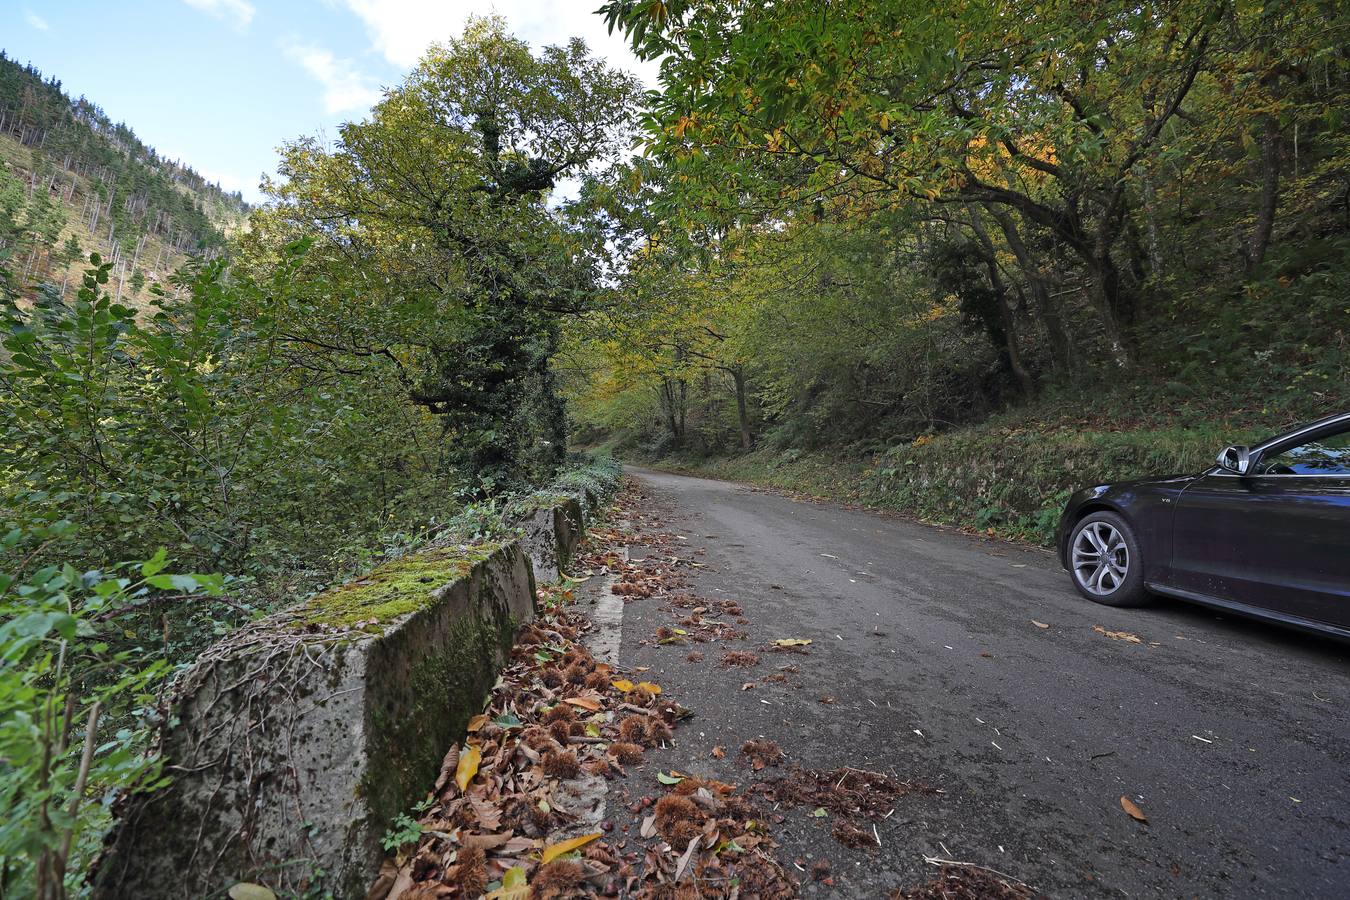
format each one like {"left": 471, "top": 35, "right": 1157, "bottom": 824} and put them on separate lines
{"left": 506, "top": 492, "right": 586, "bottom": 583}
{"left": 92, "top": 472, "right": 615, "bottom": 899}
{"left": 92, "top": 540, "right": 535, "bottom": 899}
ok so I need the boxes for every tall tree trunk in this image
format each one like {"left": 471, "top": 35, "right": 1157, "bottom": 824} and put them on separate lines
{"left": 1092, "top": 254, "right": 1131, "bottom": 367}
{"left": 731, "top": 367, "right": 752, "bottom": 449}
{"left": 1138, "top": 165, "right": 1164, "bottom": 275}
{"left": 966, "top": 208, "right": 1035, "bottom": 394}
{"left": 986, "top": 206, "right": 1076, "bottom": 375}
{"left": 1246, "top": 112, "right": 1282, "bottom": 274}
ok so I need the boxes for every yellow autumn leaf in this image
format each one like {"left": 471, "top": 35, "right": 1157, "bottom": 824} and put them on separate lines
{"left": 485, "top": 866, "right": 529, "bottom": 899}
{"left": 466, "top": 714, "right": 488, "bottom": 732}
{"left": 772, "top": 638, "right": 812, "bottom": 647}
{"left": 454, "top": 744, "right": 481, "bottom": 792}
{"left": 541, "top": 832, "right": 601, "bottom": 864}
{"left": 610, "top": 679, "right": 635, "bottom": 692}
{"left": 636, "top": 681, "right": 662, "bottom": 695}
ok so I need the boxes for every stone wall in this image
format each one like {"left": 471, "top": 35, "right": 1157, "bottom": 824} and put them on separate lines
{"left": 505, "top": 492, "right": 586, "bottom": 583}
{"left": 91, "top": 541, "right": 535, "bottom": 900}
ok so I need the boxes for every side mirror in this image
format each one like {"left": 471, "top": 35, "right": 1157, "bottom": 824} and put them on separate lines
{"left": 1217, "top": 445, "right": 1253, "bottom": 475}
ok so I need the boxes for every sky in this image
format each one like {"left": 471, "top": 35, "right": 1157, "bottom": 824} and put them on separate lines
{"left": 1, "top": 1, "right": 657, "bottom": 204}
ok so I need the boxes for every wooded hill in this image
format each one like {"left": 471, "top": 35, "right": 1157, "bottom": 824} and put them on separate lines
{"left": 0, "top": 52, "right": 249, "bottom": 301}
{"left": 568, "top": 0, "right": 1349, "bottom": 542}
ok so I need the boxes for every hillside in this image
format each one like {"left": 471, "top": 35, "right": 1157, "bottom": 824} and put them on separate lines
{"left": 0, "top": 51, "right": 249, "bottom": 302}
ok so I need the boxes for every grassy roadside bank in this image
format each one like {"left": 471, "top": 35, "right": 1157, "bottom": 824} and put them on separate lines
{"left": 625, "top": 418, "right": 1281, "bottom": 548}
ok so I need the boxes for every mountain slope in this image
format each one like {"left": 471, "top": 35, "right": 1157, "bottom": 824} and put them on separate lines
{"left": 0, "top": 51, "right": 249, "bottom": 301}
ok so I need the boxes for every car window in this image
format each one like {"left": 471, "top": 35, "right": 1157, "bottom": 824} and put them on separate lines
{"left": 1257, "top": 428, "right": 1350, "bottom": 475}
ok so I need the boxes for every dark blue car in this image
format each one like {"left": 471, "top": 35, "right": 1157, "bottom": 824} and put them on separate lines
{"left": 1056, "top": 411, "right": 1350, "bottom": 639}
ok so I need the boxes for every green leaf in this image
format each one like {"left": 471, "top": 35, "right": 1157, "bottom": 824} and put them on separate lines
{"left": 140, "top": 548, "right": 169, "bottom": 577}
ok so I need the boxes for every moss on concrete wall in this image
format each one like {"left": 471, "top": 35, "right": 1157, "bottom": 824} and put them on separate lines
{"left": 292, "top": 542, "right": 504, "bottom": 628}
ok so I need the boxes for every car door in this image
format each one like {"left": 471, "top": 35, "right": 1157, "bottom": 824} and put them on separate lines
{"left": 1170, "top": 423, "right": 1350, "bottom": 628}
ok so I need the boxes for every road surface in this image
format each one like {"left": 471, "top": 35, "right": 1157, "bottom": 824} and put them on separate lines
{"left": 614, "top": 468, "right": 1349, "bottom": 898}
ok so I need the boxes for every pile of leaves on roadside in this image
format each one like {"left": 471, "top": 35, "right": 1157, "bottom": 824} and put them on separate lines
{"left": 368, "top": 578, "right": 795, "bottom": 898}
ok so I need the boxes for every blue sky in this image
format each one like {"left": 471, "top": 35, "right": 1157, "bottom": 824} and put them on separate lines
{"left": 2, "top": 1, "right": 656, "bottom": 204}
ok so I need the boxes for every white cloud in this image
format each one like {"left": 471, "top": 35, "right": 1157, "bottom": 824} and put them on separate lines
{"left": 285, "top": 44, "right": 384, "bottom": 115}
{"left": 337, "top": 0, "right": 658, "bottom": 84}
{"left": 24, "top": 10, "right": 50, "bottom": 31}
{"left": 181, "top": 0, "right": 256, "bottom": 30}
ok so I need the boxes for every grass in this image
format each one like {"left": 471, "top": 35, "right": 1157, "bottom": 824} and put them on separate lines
{"left": 635, "top": 402, "right": 1321, "bottom": 547}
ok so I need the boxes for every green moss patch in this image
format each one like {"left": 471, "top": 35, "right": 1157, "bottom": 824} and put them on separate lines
{"left": 294, "top": 542, "right": 505, "bottom": 628}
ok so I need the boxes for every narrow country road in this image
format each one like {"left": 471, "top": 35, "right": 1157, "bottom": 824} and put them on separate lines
{"left": 614, "top": 467, "right": 1349, "bottom": 898}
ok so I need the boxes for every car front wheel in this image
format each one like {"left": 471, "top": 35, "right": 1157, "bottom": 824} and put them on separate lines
{"left": 1068, "top": 511, "right": 1149, "bottom": 607}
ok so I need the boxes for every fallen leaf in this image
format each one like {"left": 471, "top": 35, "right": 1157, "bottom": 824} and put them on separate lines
{"left": 466, "top": 714, "right": 488, "bottom": 733}
{"left": 711, "top": 745, "right": 726, "bottom": 759}
{"left": 1032, "top": 620, "right": 1050, "bottom": 629}
{"left": 674, "top": 835, "right": 702, "bottom": 881}
{"left": 460, "top": 831, "right": 513, "bottom": 850}
{"left": 228, "top": 885, "right": 276, "bottom": 900}
{"left": 485, "top": 866, "right": 529, "bottom": 899}
{"left": 434, "top": 744, "right": 460, "bottom": 793}
{"left": 610, "top": 679, "right": 635, "bottom": 692}
{"left": 636, "top": 681, "right": 662, "bottom": 694}
{"left": 1093, "top": 625, "right": 1143, "bottom": 644}
{"left": 541, "top": 832, "right": 601, "bottom": 863}
{"left": 640, "top": 814, "right": 657, "bottom": 838}
{"left": 657, "top": 771, "right": 685, "bottom": 785}
{"left": 1120, "top": 795, "right": 1149, "bottom": 823}
{"left": 564, "top": 697, "right": 602, "bottom": 712}
{"left": 470, "top": 796, "right": 503, "bottom": 830}
{"left": 454, "top": 744, "right": 481, "bottom": 792}
{"left": 773, "top": 638, "right": 812, "bottom": 648}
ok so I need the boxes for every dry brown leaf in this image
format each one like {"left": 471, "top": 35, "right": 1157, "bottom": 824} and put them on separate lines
{"left": 459, "top": 831, "right": 513, "bottom": 850}
{"left": 434, "top": 744, "right": 460, "bottom": 793}
{"left": 466, "top": 714, "right": 488, "bottom": 733}
{"left": 564, "top": 696, "right": 602, "bottom": 712}
{"left": 1093, "top": 625, "right": 1143, "bottom": 644}
{"left": 469, "top": 797, "right": 502, "bottom": 831}
{"left": 1120, "top": 795, "right": 1149, "bottom": 823}
{"left": 710, "top": 745, "right": 726, "bottom": 759}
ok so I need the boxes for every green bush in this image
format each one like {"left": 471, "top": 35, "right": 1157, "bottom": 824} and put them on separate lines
{"left": 0, "top": 523, "right": 217, "bottom": 897}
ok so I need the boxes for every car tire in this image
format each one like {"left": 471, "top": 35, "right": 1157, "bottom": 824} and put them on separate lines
{"left": 1067, "top": 511, "right": 1150, "bottom": 607}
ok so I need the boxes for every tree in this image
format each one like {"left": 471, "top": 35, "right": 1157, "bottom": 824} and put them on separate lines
{"left": 601, "top": 0, "right": 1344, "bottom": 365}
{"left": 245, "top": 17, "right": 641, "bottom": 491}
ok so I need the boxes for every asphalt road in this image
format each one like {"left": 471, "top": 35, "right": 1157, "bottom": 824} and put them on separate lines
{"left": 617, "top": 467, "right": 1349, "bottom": 898}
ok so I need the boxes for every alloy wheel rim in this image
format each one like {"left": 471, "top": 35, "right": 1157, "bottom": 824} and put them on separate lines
{"left": 1072, "top": 521, "right": 1129, "bottom": 596}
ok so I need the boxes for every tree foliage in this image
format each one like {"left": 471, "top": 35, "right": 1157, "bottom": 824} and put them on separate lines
{"left": 244, "top": 17, "right": 642, "bottom": 491}
{"left": 579, "top": 0, "right": 1349, "bottom": 452}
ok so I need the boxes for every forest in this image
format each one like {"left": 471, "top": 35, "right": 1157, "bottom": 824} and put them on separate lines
{"left": 1, "top": 2, "right": 1347, "bottom": 896}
